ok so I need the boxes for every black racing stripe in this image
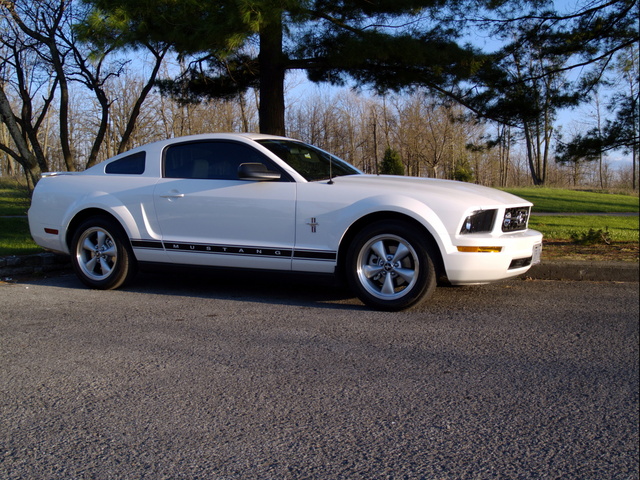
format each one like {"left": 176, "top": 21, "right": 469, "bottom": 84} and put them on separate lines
{"left": 131, "top": 239, "right": 164, "bottom": 249}
{"left": 293, "top": 250, "right": 337, "bottom": 261}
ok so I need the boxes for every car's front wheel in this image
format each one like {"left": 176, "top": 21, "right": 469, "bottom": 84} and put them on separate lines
{"left": 71, "top": 217, "right": 136, "bottom": 289}
{"left": 346, "top": 221, "right": 437, "bottom": 311}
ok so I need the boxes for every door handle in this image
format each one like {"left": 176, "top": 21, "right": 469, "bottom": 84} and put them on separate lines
{"left": 160, "top": 191, "right": 185, "bottom": 199}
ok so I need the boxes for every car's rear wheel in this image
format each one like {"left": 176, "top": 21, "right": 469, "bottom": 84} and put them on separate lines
{"left": 346, "top": 220, "right": 437, "bottom": 311}
{"left": 71, "top": 217, "right": 136, "bottom": 289}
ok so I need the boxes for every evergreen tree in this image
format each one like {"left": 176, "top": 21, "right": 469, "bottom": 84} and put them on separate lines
{"left": 452, "top": 163, "right": 474, "bottom": 183}
{"left": 380, "top": 147, "right": 404, "bottom": 175}
{"left": 80, "top": 0, "right": 488, "bottom": 135}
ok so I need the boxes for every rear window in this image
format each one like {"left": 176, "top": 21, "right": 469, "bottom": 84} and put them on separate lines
{"left": 105, "top": 152, "right": 146, "bottom": 175}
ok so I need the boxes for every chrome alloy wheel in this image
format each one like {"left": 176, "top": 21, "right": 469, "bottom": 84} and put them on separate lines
{"left": 75, "top": 226, "right": 118, "bottom": 281}
{"left": 356, "top": 233, "right": 419, "bottom": 300}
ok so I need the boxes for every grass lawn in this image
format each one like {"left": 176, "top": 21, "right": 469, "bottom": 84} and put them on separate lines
{"left": 529, "top": 215, "right": 639, "bottom": 243}
{"left": 507, "top": 188, "right": 638, "bottom": 261}
{"left": 504, "top": 187, "right": 639, "bottom": 213}
{"left": 0, "top": 217, "right": 42, "bottom": 256}
{"left": 0, "top": 178, "right": 30, "bottom": 216}
{"left": 0, "top": 179, "right": 40, "bottom": 255}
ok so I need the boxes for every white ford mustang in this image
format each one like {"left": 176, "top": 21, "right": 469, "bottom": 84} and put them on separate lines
{"left": 29, "top": 133, "right": 542, "bottom": 310}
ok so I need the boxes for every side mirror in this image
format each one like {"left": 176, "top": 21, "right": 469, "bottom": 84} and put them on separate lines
{"left": 238, "top": 163, "right": 281, "bottom": 181}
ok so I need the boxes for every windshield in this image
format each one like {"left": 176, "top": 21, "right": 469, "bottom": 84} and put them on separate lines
{"left": 257, "top": 139, "right": 361, "bottom": 181}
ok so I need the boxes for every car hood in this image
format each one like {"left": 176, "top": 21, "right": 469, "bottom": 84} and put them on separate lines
{"left": 331, "top": 175, "right": 531, "bottom": 207}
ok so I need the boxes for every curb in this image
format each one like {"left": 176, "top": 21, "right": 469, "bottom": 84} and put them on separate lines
{"left": 526, "top": 261, "right": 639, "bottom": 283}
{"left": 0, "top": 253, "right": 71, "bottom": 278}
{"left": 1, "top": 252, "right": 638, "bottom": 283}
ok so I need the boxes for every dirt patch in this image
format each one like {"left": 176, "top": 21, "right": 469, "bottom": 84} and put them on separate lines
{"left": 542, "top": 240, "right": 639, "bottom": 263}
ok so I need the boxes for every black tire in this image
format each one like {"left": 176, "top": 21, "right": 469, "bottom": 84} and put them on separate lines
{"left": 345, "top": 220, "right": 437, "bottom": 311}
{"left": 70, "top": 216, "right": 137, "bottom": 289}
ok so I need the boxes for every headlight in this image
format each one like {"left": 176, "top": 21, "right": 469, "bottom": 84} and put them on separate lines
{"left": 460, "top": 209, "right": 497, "bottom": 234}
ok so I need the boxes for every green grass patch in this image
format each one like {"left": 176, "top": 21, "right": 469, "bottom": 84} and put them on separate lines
{"left": 504, "top": 187, "right": 639, "bottom": 213}
{"left": 530, "top": 215, "right": 639, "bottom": 243}
{"left": 0, "top": 217, "right": 42, "bottom": 256}
{"left": 0, "top": 178, "right": 30, "bottom": 216}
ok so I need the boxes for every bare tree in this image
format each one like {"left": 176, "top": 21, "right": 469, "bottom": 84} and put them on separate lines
{"left": 0, "top": 0, "right": 168, "bottom": 185}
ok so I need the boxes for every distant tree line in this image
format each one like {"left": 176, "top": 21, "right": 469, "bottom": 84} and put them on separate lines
{"left": 1, "top": 0, "right": 637, "bottom": 191}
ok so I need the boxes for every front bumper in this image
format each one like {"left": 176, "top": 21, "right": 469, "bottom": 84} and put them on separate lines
{"left": 444, "top": 229, "right": 543, "bottom": 285}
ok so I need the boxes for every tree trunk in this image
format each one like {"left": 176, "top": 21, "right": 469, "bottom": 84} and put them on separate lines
{"left": 85, "top": 90, "right": 110, "bottom": 169}
{"left": 258, "top": 15, "right": 286, "bottom": 136}
{"left": 47, "top": 41, "right": 75, "bottom": 172}
{"left": 0, "top": 86, "right": 43, "bottom": 190}
{"left": 523, "top": 122, "right": 543, "bottom": 185}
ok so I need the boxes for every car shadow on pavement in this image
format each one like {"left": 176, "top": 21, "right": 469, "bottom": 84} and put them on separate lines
{"left": 139, "top": 267, "right": 365, "bottom": 310}
{"left": 25, "top": 267, "right": 366, "bottom": 311}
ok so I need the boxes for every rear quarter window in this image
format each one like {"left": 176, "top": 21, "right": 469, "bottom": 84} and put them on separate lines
{"left": 105, "top": 152, "right": 146, "bottom": 175}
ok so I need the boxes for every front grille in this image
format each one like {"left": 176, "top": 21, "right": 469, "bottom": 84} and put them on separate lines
{"left": 502, "top": 207, "right": 530, "bottom": 232}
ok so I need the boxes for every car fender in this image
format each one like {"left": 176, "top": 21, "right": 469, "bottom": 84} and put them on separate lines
{"left": 63, "top": 191, "right": 144, "bottom": 246}
{"left": 338, "top": 193, "right": 455, "bottom": 256}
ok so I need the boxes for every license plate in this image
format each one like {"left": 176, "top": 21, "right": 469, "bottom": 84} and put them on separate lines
{"left": 532, "top": 243, "right": 542, "bottom": 265}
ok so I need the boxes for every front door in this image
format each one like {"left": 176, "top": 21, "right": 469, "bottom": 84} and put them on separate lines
{"left": 153, "top": 140, "right": 296, "bottom": 270}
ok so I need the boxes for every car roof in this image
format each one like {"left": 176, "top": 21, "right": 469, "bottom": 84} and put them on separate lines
{"left": 144, "top": 132, "right": 293, "bottom": 149}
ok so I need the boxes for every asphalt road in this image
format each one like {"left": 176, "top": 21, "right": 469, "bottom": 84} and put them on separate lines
{"left": 1, "top": 271, "right": 638, "bottom": 479}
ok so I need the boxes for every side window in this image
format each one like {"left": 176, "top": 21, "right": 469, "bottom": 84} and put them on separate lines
{"left": 164, "top": 141, "right": 281, "bottom": 180}
{"left": 105, "top": 152, "right": 146, "bottom": 175}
